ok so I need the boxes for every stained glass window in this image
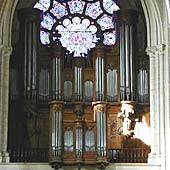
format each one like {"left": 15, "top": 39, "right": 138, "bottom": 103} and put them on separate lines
{"left": 103, "top": 0, "right": 120, "bottom": 14}
{"left": 34, "top": 0, "right": 50, "bottom": 12}
{"left": 34, "top": 0, "right": 120, "bottom": 57}
{"left": 40, "top": 31, "right": 50, "bottom": 45}
{"left": 54, "top": 17, "right": 99, "bottom": 57}
{"left": 85, "top": 2, "right": 103, "bottom": 19}
{"left": 41, "top": 13, "right": 56, "bottom": 30}
{"left": 97, "top": 14, "right": 114, "bottom": 31}
{"left": 50, "top": 1, "right": 68, "bottom": 19}
{"left": 68, "top": 0, "right": 85, "bottom": 14}
{"left": 103, "top": 31, "right": 116, "bottom": 46}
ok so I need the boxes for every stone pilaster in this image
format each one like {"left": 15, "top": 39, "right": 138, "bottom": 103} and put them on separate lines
{"left": 165, "top": 44, "right": 170, "bottom": 170}
{"left": 146, "top": 46, "right": 161, "bottom": 164}
{"left": 146, "top": 45, "right": 166, "bottom": 165}
{"left": 155, "top": 46, "right": 161, "bottom": 156}
{"left": 0, "top": 45, "right": 2, "bottom": 163}
{"left": 158, "top": 44, "right": 166, "bottom": 170}
{"left": 0, "top": 45, "right": 12, "bottom": 162}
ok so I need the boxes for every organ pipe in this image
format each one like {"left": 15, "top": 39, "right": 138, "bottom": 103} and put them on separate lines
{"left": 115, "top": 9, "right": 138, "bottom": 101}
{"left": 93, "top": 102, "right": 107, "bottom": 159}
{"left": 51, "top": 45, "right": 62, "bottom": 101}
{"left": 18, "top": 8, "right": 42, "bottom": 100}
{"left": 49, "top": 102, "right": 63, "bottom": 163}
{"left": 95, "top": 48, "right": 104, "bottom": 101}
{"left": 94, "top": 44, "right": 105, "bottom": 101}
{"left": 74, "top": 58, "right": 83, "bottom": 101}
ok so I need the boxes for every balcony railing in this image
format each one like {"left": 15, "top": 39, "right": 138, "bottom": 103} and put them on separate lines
{"left": 108, "top": 148, "right": 151, "bottom": 163}
{"left": 8, "top": 148, "right": 150, "bottom": 163}
{"left": 8, "top": 148, "right": 48, "bottom": 162}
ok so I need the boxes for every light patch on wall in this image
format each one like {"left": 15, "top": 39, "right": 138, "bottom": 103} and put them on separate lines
{"left": 134, "top": 114, "right": 151, "bottom": 146}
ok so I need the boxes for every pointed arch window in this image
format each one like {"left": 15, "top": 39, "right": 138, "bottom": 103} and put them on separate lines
{"left": 34, "top": 0, "right": 119, "bottom": 57}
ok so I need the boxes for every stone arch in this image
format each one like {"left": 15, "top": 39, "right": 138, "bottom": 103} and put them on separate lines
{"left": 0, "top": 0, "right": 169, "bottom": 167}
{"left": 140, "top": 0, "right": 164, "bottom": 46}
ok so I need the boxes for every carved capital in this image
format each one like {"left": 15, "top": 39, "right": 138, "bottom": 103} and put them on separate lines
{"left": 49, "top": 101, "right": 63, "bottom": 112}
{"left": 146, "top": 46, "right": 157, "bottom": 57}
{"left": 52, "top": 104, "right": 62, "bottom": 112}
{"left": 146, "top": 44, "right": 166, "bottom": 57}
{"left": 0, "top": 45, "right": 12, "bottom": 57}
{"left": 156, "top": 44, "right": 166, "bottom": 56}
{"left": 93, "top": 103, "right": 107, "bottom": 113}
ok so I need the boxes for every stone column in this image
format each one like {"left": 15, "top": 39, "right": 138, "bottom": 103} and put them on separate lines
{"left": 165, "top": 43, "right": 170, "bottom": 170}
{"left": 0, "top": 45, "right": 12, "bottom": 162}
{"left": 146, "top": 45, "right": 165, "bottom": 164}
{"left": 158, "top": 44, "right": 166, "bottom": 170}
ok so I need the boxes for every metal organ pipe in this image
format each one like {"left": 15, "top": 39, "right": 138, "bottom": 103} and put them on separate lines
{"left": 75, "top": 65, "right": 82, "bottom": 101}
{"left": 93, "top": 103, "right": 107, "bottom": 158}
{"left": 115, "top": 9, "right": 138, "bottom": 101}
{"left": 130, "top": 25, "right": 133, "bottom": 99}
{"left": 49, "top": 102, "right": 63, "bottom": 162}
{"left": 96, "top": 57, "right": 104, "bottom": 101}
{"left": 18, "top": 8, "right": 42, "bottom": 100}
{"left": 51, "top": 45, "right": 62, "bottom": 101}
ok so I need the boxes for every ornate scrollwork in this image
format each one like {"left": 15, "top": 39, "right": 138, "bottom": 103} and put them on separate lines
{"left": 51, "top": 103, "right": 63, "bottom": 112}
{"left": 110, "top": 116, "right": 118, "bottom": 137}
{"left": 94, "top": 104, "right": 106, "bottom": 113}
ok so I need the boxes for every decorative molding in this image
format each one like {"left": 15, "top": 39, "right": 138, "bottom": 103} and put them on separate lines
{"left": 110, "top": 116, "right": 118, "bottom": 137}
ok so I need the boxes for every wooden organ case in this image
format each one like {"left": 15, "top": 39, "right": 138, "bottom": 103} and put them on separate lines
{"left": 8, "top": 7, "right": 150, "bottom": 169}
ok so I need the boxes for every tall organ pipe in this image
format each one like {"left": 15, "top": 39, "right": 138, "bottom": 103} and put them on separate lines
{"left": 51, "top": 45, "right": 62, "bottom": 101}
{"left": 18, "top": 8, "right": 42, "bottom": 100}
{"left": 115, "top": 9, "right": 138, "bottom": 101}
{"left": 95, "top": 45, "right": 105, "bottom": 101}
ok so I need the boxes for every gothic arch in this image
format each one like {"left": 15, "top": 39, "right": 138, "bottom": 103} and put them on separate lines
{"left": 140, "top": 0, "right": 164, "bottom": 46}
{"left": 0, "top": 0, "right": 169, "bottom": 168}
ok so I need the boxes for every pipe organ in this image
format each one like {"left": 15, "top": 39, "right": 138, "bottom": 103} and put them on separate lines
{"left": 9, "top": 7, "right": 150, "bottom": 170}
